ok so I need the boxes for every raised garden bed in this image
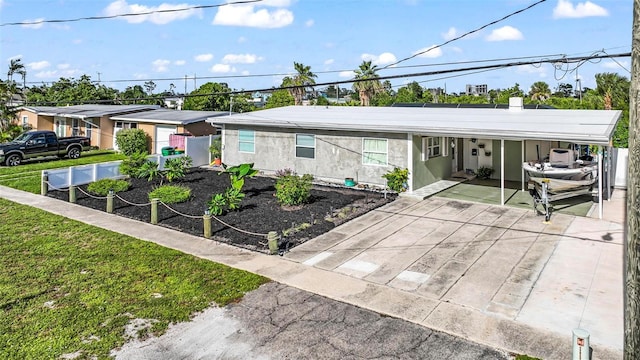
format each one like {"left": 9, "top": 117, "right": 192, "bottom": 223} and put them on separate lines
{"left": 46, "top": 168, "right": 396, "bottom": 253}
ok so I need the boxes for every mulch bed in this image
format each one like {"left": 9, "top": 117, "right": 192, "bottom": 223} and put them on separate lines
{"left": 46, "top": 168, "right": 397, "bottom": 253}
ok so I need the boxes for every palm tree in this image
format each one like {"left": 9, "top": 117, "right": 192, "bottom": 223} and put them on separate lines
{"left": 594, "top": 72, "right": 629, "bottom": 110}
{"left": 529, "top": 81, "right": 551, "bottom": 102}
{"left": 352, "top": 61, "right": 382, "bottom": 106}
{"left": 282, "top": 62, "right": 316, "bottom": 106}
{"left": 7, "top": 58, "right": 26, "bottom": 88}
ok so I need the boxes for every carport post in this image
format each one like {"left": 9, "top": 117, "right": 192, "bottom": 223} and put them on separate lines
{"left": 598, "top": 146, "right": 603, "bottom": 219}
{"left": 500, "top": 139, "right": 505, "bottom": 206}
{"left": 521, "top": 140, "right": 525, "bottom": 191}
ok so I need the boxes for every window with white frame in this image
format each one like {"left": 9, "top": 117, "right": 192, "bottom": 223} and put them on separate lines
{"left": 295, "top": 134, "right": 315, "bottom": 159}
{"left": 362, "top": 138, "right": 388, "bottom": 165}
{"left": 72, "top": 119, "right": 81, "bottom": 136}
{"left": 422, "top": 136, "right": 448, "bottom": 160}
{"left": 238, "top": 129, "right": 255, "bottom": 153}
{"left": 21, "top": 115, "right": 28, "bottom": 127}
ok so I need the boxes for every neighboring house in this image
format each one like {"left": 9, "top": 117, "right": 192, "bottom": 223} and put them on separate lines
{"left": 16, "top": 105, "right": 228, "bottom": 154}
{"left": 17, "top": 105, "right": 159, "bottom": 150}
{"left": 206, "top": 97, "right": 621, "bottom": 202}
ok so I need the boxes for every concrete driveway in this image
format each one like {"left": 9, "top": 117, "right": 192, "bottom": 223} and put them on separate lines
{"left": 285, "top": 195, "right": 624, "bottom": 359}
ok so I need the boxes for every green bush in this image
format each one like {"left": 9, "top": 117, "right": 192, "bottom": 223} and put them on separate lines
{"left": 275, "top": 174, "right": 313, "bottom": 206}
{"left": 382, "top": 167, "right": 409, "bottom": 192}
{"left": 87, "top": 178, "right": 130, "bottom": 196}
{"left": 476, "top": 166, "right": 494, "bottom": 180}
{"left": 164, "top": 156, "right": 193, "bottom": 182}
{"left": 148, "top": 184, "right": 192, "bottom": 204}
{"left": 115, "top": 128, "right": 149, "bottom": 156}
{"left": 207, "top": 193, "right": 227, "bottom": 215}
{"left": 119, "top": 151, "right": 149, "bottom": 178}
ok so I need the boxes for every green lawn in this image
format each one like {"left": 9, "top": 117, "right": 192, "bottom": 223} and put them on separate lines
{"left": 0, "top": 198, "right": 269, "bottom": 359}
{"left": 0, "top": 151, "right": 126, "bottom": 194}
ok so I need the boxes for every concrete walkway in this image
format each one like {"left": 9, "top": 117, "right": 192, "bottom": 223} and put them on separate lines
{"left": 0, "top": 186, "right": 624, "bottom": 359}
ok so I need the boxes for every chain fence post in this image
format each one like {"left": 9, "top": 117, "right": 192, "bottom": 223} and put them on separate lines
{"left": 268, "top": 231, "right": 279, "bottom": 255}
{"left": 203, "top": 210, "right": 212, "bottom": 238}
{"left": 69, "top": 185, "right": 76, "bottom": 203}
{"left": 107, "top": 190, "right": 114, "bottom": 213}
{"left": 151, "top": 198, "right": 159, "bottom": 224}
{"left": 41, "top": 171, "right": 48, "bottom": 196}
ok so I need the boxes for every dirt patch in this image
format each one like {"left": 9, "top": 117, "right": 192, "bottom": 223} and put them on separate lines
{"left": 47, "top": 168, "right": 396, "bottom": 253}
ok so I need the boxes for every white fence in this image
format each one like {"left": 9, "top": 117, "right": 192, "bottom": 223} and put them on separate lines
{"left": 44, "top": 135, "right": 216, "bottom": 191}
{"left": 614, "top": 148, "right": 628, "bottom": 189}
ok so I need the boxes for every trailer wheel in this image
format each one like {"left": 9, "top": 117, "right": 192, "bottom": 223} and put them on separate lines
{"left": 67, "top": 147, "right": 81, "bottom": 159}
{"left": 5, "top": 153, "right": 22, "bottom": 166}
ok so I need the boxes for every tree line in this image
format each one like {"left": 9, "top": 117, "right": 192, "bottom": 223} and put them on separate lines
{"left": 0, "top": 58, "right": 631, "bottom": 147}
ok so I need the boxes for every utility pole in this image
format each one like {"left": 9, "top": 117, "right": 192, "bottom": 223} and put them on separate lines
{"left": 625, "top": 1, "right": 640, "bottom": 358}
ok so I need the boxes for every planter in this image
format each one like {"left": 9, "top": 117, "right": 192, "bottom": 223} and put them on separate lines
{"left": 344, "top": 178, "right": 356, "bottom": 187}
{"left": 211, "top": 158, "right": 222, "bottom": 166}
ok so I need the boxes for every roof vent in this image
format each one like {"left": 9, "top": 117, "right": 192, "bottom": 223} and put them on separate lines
{"left": 509, "top": 97, "right": 523, "bottom": 111}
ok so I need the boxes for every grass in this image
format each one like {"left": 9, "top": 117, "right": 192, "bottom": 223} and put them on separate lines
{"left": 0, "top": 150, "right": 125, "bottom": 194}
{"left": 0, "top": 198, "right": 269, "bottom": 360}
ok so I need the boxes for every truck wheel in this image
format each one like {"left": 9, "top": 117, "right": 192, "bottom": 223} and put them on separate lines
{"left": 5, "top": 154, "right": 21, "bottom": 166}
{"left": 68, "top": 147, "right": 81, "bottom": 159}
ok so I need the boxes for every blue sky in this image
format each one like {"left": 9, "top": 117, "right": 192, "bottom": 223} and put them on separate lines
{"left": 0, "top": 0, "right": 632, "bottom": 96}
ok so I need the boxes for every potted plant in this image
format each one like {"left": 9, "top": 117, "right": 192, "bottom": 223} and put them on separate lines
{"left": 209, "top": 138, "right": 222, "bottom": 166}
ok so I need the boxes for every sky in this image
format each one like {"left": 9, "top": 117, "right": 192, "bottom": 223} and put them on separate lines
{"left": 0, "top": 0, "right": 633, "bottom": 97}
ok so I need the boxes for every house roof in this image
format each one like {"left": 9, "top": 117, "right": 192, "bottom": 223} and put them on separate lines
{"left": 20, "top": 104, "right": 160, "bottom": 118}
{"left": 206, "top": 104, "right": 622, "bottom": 145}
{"left": 111, "top": 109, "right": 230, "bottom": 125}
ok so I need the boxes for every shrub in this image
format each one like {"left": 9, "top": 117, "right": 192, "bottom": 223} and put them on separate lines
{"left": 163, "top": 156, "right": 193, "bottom": 183}
{"left": 275, "top": 174, "right": 313, "bottom": 206}
{"left": 476, "top": 166, "right": 494, "bottom": 180}
{"left": 382, "top": 167, "right": 409, "bottom": 192}
{"left": 275, "top": 168, "right": 295, "bottom": 177}
{"left": 87, "top": 178, "right": 130, "bottom": 196}
{"left": 148, "top": 184, "right": 192, "bottom": 204}
{"left": 207, "top": 193, "right": 227, "bottom": 215}
{"left": 119, "top": 151, "right": 149, "bottom": 178}
{"left": 207, "top": 163, "right": 258, "bottom": 215}
{"left": 115, "top": 128, "right": 149, "bottom": 156}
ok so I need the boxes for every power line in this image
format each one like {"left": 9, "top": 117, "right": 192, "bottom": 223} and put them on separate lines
{"left": 0, "top": 0, "right": 262, "bottom": 27}
{"left": 25, "top": 52, "right": 630, "bottom": 106}
{"left": 384, "top": 0, "right": 548, "bottom": 68}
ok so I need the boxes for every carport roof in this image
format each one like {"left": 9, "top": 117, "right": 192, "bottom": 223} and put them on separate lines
{"left": 21, "top": 105, "right": 159, "bottom": 118}
{"left": 206, "top": 105, "right": 622, "bottom": 145}
{"left": 111, "top": 109, "right": 229, "bottom": 125}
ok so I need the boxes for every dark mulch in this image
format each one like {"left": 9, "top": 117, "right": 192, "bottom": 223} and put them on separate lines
{"left": 47, "top": 168, "right": 397, "bottom": 253}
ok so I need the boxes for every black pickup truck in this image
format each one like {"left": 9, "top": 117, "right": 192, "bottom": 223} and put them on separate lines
{"left": 0, "top": 130, "right": 91, "bottom": 166}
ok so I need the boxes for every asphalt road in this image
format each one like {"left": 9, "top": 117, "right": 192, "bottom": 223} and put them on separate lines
{"left": 112, "top": 282, "right": 510, "bottom": 360}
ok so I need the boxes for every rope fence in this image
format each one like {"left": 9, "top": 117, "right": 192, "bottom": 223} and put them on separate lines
{"left": 42, "top": 177, "right": 274, "bottom": 247}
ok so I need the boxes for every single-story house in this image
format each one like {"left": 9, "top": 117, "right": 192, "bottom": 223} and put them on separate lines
{"left": 206, "top": 98, "right": 621, "bottom": 216}
{"left": 16, "top": 105, "right": 229, "bottom": 154}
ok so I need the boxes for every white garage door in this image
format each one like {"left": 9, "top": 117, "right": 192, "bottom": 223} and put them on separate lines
{"left": 155, "top": 125, "right": 177, "bottom": 154}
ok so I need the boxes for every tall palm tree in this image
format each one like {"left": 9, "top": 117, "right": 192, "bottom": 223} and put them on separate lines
{"left": 282, "top": 62, "right": 316, "bottom": 106}
{"left": 529, "top": 81, "right": 551, "bottom": 102}
{"left": 352, "top": 61, "right": 382, "bottom": 106}
{"left": 595, "top": 72, "right": 629, "bottom": 110}
{"left": 7, "top": 58, "right": 26, "bottom": 88}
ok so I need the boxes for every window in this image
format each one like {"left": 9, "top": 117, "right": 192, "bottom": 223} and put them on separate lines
{"left": 422, "top": 137, "right": 448, "bottom": 160}
{"left": 238, "top": 129, "right": 255, "bottom": 153}
{"left": 362, "top": 138, "right": 388, "bottom": 165}
{"left": 72, "top": 119, "right": 80, "bottom": 136}
{"left": 295, "top": 134, "right": 315, "bottom": 159}
{"left": 21, "top": 115, "right": 28, "bottom": 127}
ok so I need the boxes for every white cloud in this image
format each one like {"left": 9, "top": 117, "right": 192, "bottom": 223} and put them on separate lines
{"left": 516, "top": 65, "right": 547, "bottom": 77}
{"left": 57, "top": 63, "right": 70, "bottom": 70}
{"left": 21, "top": 18, "right": 45, "bottom": 29}
{"left": 28, "top": 61, "right": 50, "bottom": 70}
{"left": 194, "top": 53, "right": 214, "bottom": 62}
{"left": 339, "top": 70, "right": 355, "bottom": 78}
{"left": 442, "top": 27, "right": 459, "bottom": 41}
{"left": 553, "top": 0, "right": 608, "bottom": 19}
{"left": 222, "top": 54, "right": 261, "bottom": 64}
{"left": 174, "top": 60, "right": 186, "bottom": 66}
{"left": 305, "top": 19, "right": 314, "bottom": 27}
{"left": 238, "top": 36, "right": 247, "bottom": 43}
{"left": 72, "top": 39, "right": 83, "bottom": 45}
{"left": 152, "top": 59, "right": 171, "bottom": 72}
{"left": 485, "top": 26, "right": 523, "bottom": 41}
{"left": 102, "top": 0, "right": 203, "bottom": 25}
{"left": 210, "top": 64, "right": 236, "bottom": 73}
{"left": 241, "top": 70, "right": 250, "bottom": 76}
{"left": 361, "top": 52, "right": 397, "bottom": 66}
{"left": 212, "top": 3, "right": 293, "bottom": 28}
{"left": 324, "top": 59, "right": 334, "bottom": 65}
{"left": 412, "top": 45, "right": 443, "bottom": 59}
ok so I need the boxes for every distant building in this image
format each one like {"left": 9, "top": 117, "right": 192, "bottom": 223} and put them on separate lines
{"left": 465, "top": 84, "right": 488, "bottom": 96}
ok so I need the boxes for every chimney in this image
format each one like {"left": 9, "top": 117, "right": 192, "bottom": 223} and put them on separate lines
{"left": 509, "top": 97, "right": 523, "bottom": 111}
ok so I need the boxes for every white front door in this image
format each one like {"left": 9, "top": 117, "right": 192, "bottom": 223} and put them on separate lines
{"left": 54, "top": 117, "right": 66, "bottom": 137}
{"left": 155, "top": 125, "right": 177, "bottom": 154}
